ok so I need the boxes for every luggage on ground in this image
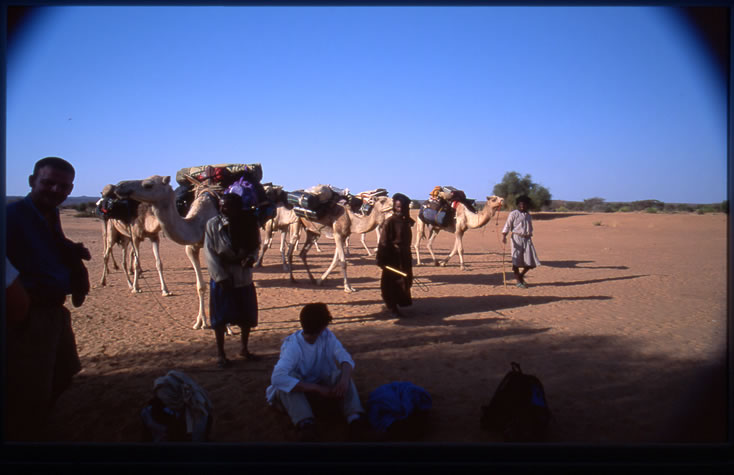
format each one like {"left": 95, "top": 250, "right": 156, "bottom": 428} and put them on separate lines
{"left": 480, "top": 362, "right": 551, "bottom": 442}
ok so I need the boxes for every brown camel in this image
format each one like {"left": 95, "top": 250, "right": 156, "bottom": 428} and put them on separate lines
{"left": 114, "top": 175, "right": 221, "bottom": 330}
{"left": 414, "top": 195, "right": 505, "bottom": 270}
{"left": 286, "top": 195, "right": 393, "bottom": 292}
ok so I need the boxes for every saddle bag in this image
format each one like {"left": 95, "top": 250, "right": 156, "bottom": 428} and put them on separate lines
{"left": 287, "top": 191, "right": 322, "bottom": 211}
{"left": 293, "top": 206, "right": 325, "bottom": 220}
{"left": 419, "top": 203, "right": 452, "bottom": 227}
{"left": 174, "top": 184, "right": 194, "bottom": 217}
{"left": 97, "top": 197, "right": 141, "bottom": 223}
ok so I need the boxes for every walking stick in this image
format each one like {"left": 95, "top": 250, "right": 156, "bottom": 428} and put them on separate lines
{"left": 502, "top": 241, "right": 507, "bottom": 288}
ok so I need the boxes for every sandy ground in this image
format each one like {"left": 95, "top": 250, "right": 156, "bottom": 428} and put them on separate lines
{"left": 30, "top": 209, "right": 728, "bottom": 447}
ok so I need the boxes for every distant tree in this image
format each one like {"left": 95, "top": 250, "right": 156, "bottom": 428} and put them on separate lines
{"left": 493, "top": 171, "right": 551, "bottom": 211}
{"left": 583, "top": 197, "right": 606, "bottom": 212}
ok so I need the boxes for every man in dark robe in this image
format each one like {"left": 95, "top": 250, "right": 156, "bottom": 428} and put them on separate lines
{"left": 377, "top": 193, "right": 414, "bottom": 318}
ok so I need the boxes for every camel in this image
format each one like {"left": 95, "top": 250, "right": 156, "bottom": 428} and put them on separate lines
{"left": 414, "top": 195, "right": 505, "bottom": 270}
{"left": 286, "top": 195, "right": 393, "bottom": 292}
{"left": 98, "top": 185, "right": 170, "bottom": 296}
{"left": 256, "top": 204, "right": 321, "bottom": 270}
{"left": 114, "top": 175, "right": 221, "bottom": 330}
{"left": 100, "top": 218, "right": 132, "bottom": 276}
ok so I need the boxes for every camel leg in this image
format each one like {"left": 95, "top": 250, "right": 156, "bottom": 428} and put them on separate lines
{"left": 109, "top": 247, "right": 120, "bottom": 271}
{"left": 317, "top": 234, "right": 354, "bottom": 292}
{"left": 120, "top": 242, "right": 134, "bottom": 289}
{"left": 279, "top": 230, "right": 290, "bottom": 271}
{"left": 313, "top": 235, "right": 322, "bottom": 253}
{"left": 427, "top": 230, "right": 439, "bottom": 265}
{"left": 100, "top": 220, "right": 111, "bottom": 286}
{"left": 414, "top": 221, "right": 424, "bottom": 266}
{"left": 286, "top": 239, "right": 298, "bottom": 282}
{"left": 100, "top": 243, "right": 112, "bottom": 286}
{"left": 130, "top": 238, "right": 143, "bottom": 293}
{"left": 255, "top": 228, "right": 272, "bottom": 268}
{"left": 440, "top": 234, "right": 465, "bottom": 269}
{"left": 359, "top": 233, "right": 372, "bottom": 256}
{"left": 298, "top": 231, "right": 320, "bottom": 285}
{"left": 185, "top": 244, "right": 210, "bottom": 331}
{"left": 150, "top": 237, "right": 171, "bottom": 296}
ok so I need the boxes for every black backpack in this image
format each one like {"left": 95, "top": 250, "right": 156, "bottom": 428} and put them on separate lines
{"left": 480, "top": 362, "right": 551, "bottom": 442}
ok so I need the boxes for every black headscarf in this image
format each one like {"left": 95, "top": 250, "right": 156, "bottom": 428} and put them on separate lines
{"left": 392, "top": 193, "right": 414, "bottom": 225}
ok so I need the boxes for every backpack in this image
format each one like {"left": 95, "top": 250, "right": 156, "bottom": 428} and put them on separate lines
{"left": 480, "top": 362, "right": 551, "bottom": 442}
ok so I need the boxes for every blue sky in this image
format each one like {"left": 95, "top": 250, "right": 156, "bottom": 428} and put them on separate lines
{"left": 5, "top": 6, "right": 728, "bottom": 204}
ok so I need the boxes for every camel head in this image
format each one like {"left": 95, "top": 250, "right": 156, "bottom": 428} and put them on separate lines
{"left": 485, "top": 195, "right": 505, "bottom": 213}
{"left": 114, "top": 175, "right": 174, "bottom": 204}
{"left": 101, "top": 184, "right": 117, "bottom": 198}
{"left": 374, "top": 195, "right": 393, "bottom": 213}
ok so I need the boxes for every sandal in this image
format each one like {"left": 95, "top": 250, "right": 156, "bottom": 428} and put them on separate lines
{"left": 516, "top": 282, "right": 527, "bottom": 289}
{"left": 217, "top": 357, "right": 231, "bottom": 369}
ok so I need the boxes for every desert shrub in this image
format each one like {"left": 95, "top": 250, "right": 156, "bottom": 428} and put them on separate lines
{"left": 632, "top": 200, "right": 664, "bottom": 212}
{"left": 556, "top": 206, "right": 569, "bottom": 212}
{"left": 645, "top": 207, "right": 658, "bottom": 214}
{"left": 618, "top": 206, "right": 632, "bottom": 212}
{"left": 696, "top": 206, "right": 716, "bottom": 214}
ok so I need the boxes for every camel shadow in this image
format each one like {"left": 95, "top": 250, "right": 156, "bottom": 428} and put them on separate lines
{"left": 533, "top": 274, "right": 647, "bottom": 287}
{"left": 532, "top": 212, "right": 588, "bottom": 220}
{"left": 423, "top": 272, "right": 504, "bottom": 286}
{"left": 542, "top": 260, "right": 629, "bottom": 270}
{"left": 384, "top": 294, "right": 613, "bottom": 327}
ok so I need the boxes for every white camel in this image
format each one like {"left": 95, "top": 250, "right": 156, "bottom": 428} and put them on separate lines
{"left": 98, "top": 185, "right": 169, "bottom": 296}
{"left": 114, "top": 175, "right": 221, "bottom": 330}
{"left": 100, "top": 218, "right": 133, "bottom": 277}
{"left": 286, "top": 195, "right": 393, "bottom": 292}
{"left": 414, "top": 195, "right": 505, "bottom": 270}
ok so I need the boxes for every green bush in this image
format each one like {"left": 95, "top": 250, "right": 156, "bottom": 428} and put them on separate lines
{"left": 618, "top": 206, "right": 632, "bottom": 212}
{"left": 556, "top": 206, "right": 568, "bottom": 212}
{"left": 645, "top": 207, "right": 658, "bottom": 213}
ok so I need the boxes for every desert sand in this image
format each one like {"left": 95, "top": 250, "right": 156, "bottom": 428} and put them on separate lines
{"left": 34, "top": 209, "right": 727, "bottom": 445}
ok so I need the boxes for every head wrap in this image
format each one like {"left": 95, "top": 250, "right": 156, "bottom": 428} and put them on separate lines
{"left": 392, "top": 193, "right": 411, "bottom": 210}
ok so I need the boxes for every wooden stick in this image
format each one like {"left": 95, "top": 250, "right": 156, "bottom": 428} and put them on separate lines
{"left": 384, "top": 265, "right": 407, "bottom": 277}
{"left": 502, "top": 242, "right": 507, "bottom": 288}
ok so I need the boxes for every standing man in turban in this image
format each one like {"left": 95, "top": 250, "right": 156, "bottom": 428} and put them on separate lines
{"left": 376, "top": 193, "right": 414, "bottom": 318}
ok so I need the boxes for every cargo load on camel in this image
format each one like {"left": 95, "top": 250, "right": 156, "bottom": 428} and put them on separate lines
{"left": 287, "top": 184, "right": 350, "bottom": 220}
{"left": 173, "top": 163, "right": 273, "bottom": 226}
{"left": 419, "top": 185, "right": 475, "bottom": 227}
{"left": 352, "top": 188, "right": 388, "bottom": 215}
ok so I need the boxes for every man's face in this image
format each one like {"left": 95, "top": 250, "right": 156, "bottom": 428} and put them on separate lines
{"left": 219, "top": 197, "right": 239, "bottom": 219}
{"left": 393, "top": 199, "right": 404, "bottom": 216}
{"left": 29, "top": 166, "right": 74, "bottom": 211}
{"left": 517, "top": 200, "right": 527, "bottom": 212}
